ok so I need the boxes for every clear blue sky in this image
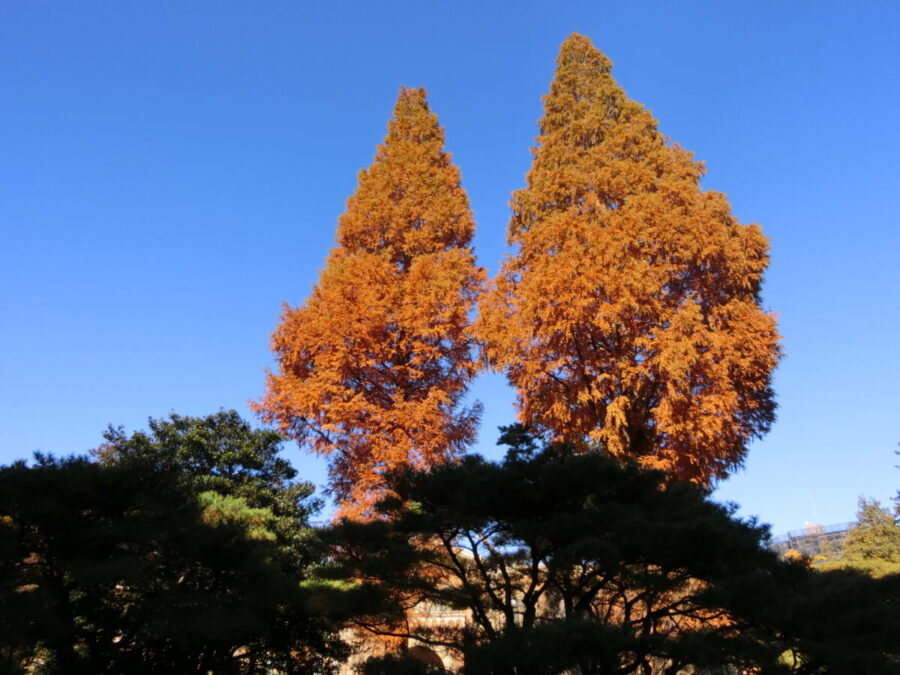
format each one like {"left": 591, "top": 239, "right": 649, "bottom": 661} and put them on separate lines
{"left": 2, "top": 1, "right": 898, "bottom": 534}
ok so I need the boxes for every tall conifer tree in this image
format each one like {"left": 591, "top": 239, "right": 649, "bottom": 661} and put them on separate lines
{"left": 478, "top": 34, "right": 780, "bottom": 483}
{"left": 258, "top": 88, "right": 484, "bottom": 519}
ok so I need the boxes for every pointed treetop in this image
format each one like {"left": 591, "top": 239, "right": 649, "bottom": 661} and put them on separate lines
{"left": 538, "top": 33, "right": 621, "bottom": 135}
{"left": 385, "top": 86, "right": 443, "bottom": 146}
{"left": 336, "top": 86, "right": 474, "bottom": 266}
{"left": 556, "top": 32, "right": 612, "bottom": 72}
{"left": 509, "top": 33, "right": 683, "bottom": 241}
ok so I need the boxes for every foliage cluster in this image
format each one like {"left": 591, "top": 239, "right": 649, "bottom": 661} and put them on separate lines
{"left": 1, "top": 416, "right": 897, "bottom": 673}
{"left": 815, "top": 497, "right": 900, "bottom": 577}
{"left": 0, "top": 413, "right": 350, "bottom": 674}
{"left": 324, "top": 429, "right": 900, "bottom": 674}
{"left": 255, "top": 88, "right": 484, "bottom": 520}
{"left": 477, "top": 35, "right": 779, "bottom": 483}
{"left": 258, "top": 33, "right": 780, "bottom": 518}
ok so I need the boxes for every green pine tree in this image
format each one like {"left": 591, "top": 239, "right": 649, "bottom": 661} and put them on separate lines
{"left": 836, "top": 498, "right": 900, "bottom": 577}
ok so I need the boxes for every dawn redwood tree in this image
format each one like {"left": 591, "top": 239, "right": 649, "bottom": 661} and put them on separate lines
{"left": 257, "top": 88, "right": 484, "bottom": 519}
{"left": 477, "top": 34, "right": 781, "bottom": 483}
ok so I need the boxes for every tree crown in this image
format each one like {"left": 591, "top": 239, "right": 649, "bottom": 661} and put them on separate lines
{"left": 477, "top": 33, "right": 780, "bottom": 484}
{"left": 257, "top": 87, "right": 484, "bottom": 519}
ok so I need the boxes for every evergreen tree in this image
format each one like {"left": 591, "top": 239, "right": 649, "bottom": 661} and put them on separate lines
{"left": 0, "top": 453, "right": 346, "bottom": 674}
{"left": 325, "top": 430, "right": 900, "bottom": 673}
{"left": 773, "top": 566, "right": 900, "bottom": 674}
{"left": 819, "top": 497, "right": 900, "bottom": 577}
{"left": 477, "top": 34, "right": 780, "bottom": 483}
{"left": 95, "top": 410, "right": 318, "bottom": 572}
{"left": 257, "top": 87, "right": 484, "bottom": 518}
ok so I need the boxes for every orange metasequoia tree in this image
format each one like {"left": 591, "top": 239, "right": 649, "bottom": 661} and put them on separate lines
{"left": 256, "top": 88, "right": 484, "bottom": 519}
{"left": 477, "top": 34, "right": 781, "bottom": 483}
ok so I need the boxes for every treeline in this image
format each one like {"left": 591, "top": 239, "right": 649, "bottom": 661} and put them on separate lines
{"left": 2, "top": 412, "right": 898, "bottom": 673}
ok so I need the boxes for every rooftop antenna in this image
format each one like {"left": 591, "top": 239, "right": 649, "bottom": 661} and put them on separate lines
{"left": 809, "top": 488, "right": 821, "bottom": 524}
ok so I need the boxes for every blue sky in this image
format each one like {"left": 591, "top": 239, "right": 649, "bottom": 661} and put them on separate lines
{"left": 2, "top": 1, "right": 898, "bottom": 534}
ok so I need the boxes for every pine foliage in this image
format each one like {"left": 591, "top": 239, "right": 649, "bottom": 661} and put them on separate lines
{"left": 819, "top": 497, "right": 900, "bottom": 577}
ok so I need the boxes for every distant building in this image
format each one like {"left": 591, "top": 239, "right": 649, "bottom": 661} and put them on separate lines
{"left": 770, "top": 522, "right": 851, "bottom": 559}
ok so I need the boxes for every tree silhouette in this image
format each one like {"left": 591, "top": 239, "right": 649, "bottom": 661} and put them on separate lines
{"left": 0, "top": 452, "right": 345, "bottom": 673}
{"left": 324, "top": 429, "right": 900, "bottom": 674}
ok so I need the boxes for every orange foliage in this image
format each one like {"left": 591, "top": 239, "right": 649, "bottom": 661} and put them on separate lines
{"left": 477, "top": 34, "right": 781, "bottom": 484}
{"left": 256, "top": 88, "right": 484, "bottom": 519}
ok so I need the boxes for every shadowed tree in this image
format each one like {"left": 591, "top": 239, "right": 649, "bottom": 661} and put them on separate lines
{"left": 0, "top": 452, "right": 347, "bottom": 674}
{"left": 477, "top": 34, "right": 780, "bottom": 483}
{"left": 257, "top": 87, "right": 484, "bottom": 519}
{"left": 773, "top": 567, "right": 900, "bottom": 674}
{"left": 95, "top": 410, "right": 319, "bottom": 574}
{"left": 323, "top": 428, "right": 900, "bottom": 674}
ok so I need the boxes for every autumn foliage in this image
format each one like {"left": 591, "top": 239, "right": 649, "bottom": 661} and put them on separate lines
{"left": 260, "top": 35, "right": 781, "bottom": 515}
{"left": 256, "top": 88, "right": 484, "bottom": 519}
{"left": 477, "top": 34, "right": 781, "bottom": 483}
